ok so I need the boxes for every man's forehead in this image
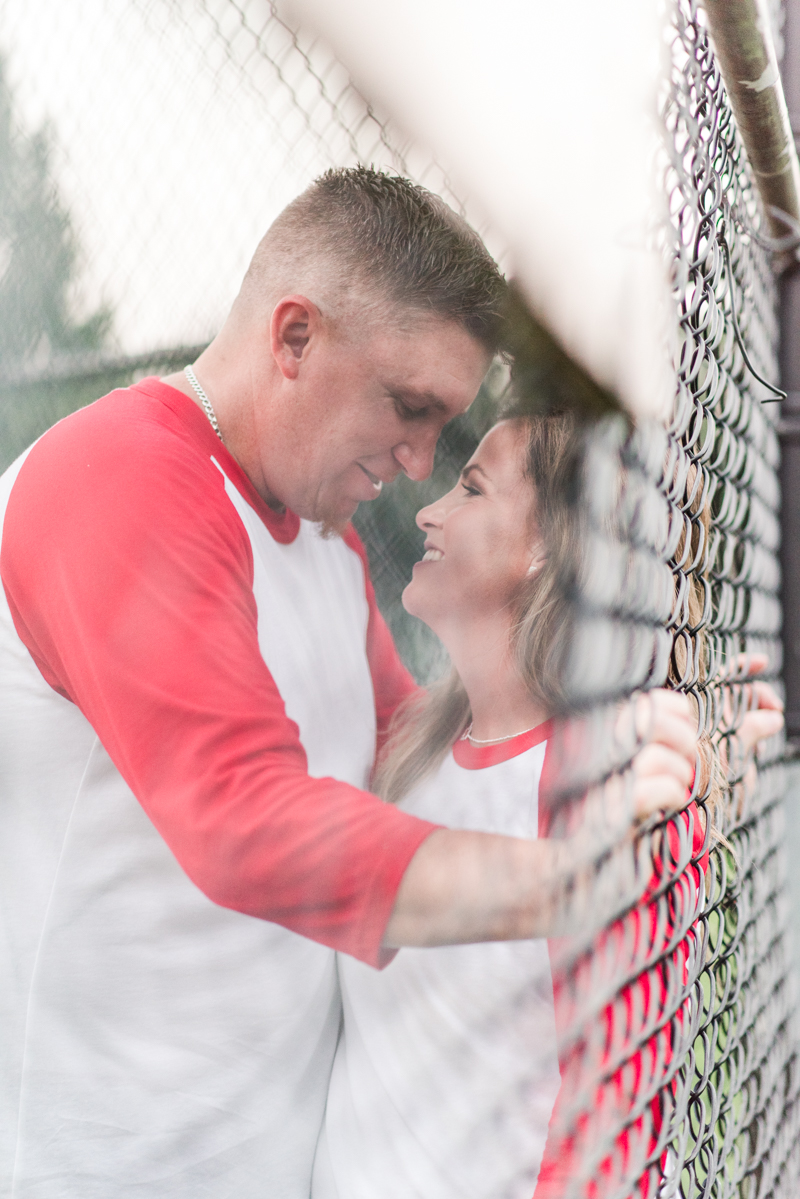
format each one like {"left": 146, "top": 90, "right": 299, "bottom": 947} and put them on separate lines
{"left": 373, "top": 313, "right": 489, "bottom": 364}
{"left": 380, "top": 340, "right": 488, "bottom": 399}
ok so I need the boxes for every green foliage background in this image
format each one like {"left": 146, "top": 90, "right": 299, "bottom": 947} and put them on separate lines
{"left": 0, "top": 57, "right": 111, "bottom": 374}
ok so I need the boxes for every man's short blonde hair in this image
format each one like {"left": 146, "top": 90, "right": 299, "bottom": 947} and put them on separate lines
{"left": 235, "top": 166, "right": 506, "bottom": 352}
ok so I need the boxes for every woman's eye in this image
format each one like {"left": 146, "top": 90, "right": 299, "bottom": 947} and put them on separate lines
{"left": 461, "top": 483, "right": 481, "bottom": 497}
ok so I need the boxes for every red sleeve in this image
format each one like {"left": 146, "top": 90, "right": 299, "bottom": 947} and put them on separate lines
{"left": 0, "top": 388, "right": 438, "bottom": 967}
{"left": 342, "top": 525, "right": 419, "bottom": 752}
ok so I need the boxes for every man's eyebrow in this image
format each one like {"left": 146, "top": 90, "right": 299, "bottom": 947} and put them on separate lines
{"left": 388, "top": 386, "right": 449, "bottom": 414}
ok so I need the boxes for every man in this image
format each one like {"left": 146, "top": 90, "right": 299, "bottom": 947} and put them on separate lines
{"left": 0, "top": 167, "right": 695, "bottom": 1197}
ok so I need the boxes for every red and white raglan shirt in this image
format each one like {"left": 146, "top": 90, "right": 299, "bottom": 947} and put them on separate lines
{"left": 311, "top": 725, "right": 562, "bottom": 1199}
{"left": 0, "top": 379, "right": 440, "bottom": 1199}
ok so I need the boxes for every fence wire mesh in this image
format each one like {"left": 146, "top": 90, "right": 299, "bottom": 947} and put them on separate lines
{"left": 0, "top": 0, "right": 798, "bottom": 1196}
{"left": 536, "top": 3, "right": 797, "bottom": 1194}
{"left": 526, "top": 3, "right": 798, "bottom": 1193}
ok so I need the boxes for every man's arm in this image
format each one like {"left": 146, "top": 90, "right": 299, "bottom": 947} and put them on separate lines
{"left": 384, "top": 689, "right": 698, "bottom": 948}
{"left": 1, "top": 391, "right": 437, "bottom": 967}
{"left": 1, "top": 389, "right": 699, "bottom": 964}
{"left": 342, "top": 526, "right": 419, "bottom": 751}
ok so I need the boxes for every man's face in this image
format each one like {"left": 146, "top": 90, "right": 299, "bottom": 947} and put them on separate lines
{"left": 258, "top": 316, "right": 491, "bottom": 531}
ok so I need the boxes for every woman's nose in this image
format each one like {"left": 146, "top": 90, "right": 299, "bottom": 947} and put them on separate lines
{"left": 415, "top": 501, "right": 444, "bottom": 532}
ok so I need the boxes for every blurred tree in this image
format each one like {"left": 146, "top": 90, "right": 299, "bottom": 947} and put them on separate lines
{"left": 0, "top": 55, "right": 111, "bottom": 374}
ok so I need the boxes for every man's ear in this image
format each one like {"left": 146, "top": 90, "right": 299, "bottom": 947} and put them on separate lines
{"left": 270, "top": 296, "right": 319, "bottom": 380}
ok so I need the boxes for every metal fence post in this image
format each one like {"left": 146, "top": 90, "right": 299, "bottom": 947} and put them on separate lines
{"left": 781, "top": 0, "right": 800, "bottom": 742}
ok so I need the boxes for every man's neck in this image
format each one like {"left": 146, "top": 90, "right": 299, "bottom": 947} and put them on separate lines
{"left": 161, "top": 370, "right": 198, "bottom": 405}
{"left": 161, "top": 362, "right": 285, "bottom": 513}
{"left": 440, "top": 616, "right": 549, "bottom": 742}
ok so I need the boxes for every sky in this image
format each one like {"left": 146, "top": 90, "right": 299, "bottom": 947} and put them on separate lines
{"left": 3, "top": 0, "right": 783, "bottom": 412}
{"left": 0, "top": 0, "right": 414, "bottom": 356}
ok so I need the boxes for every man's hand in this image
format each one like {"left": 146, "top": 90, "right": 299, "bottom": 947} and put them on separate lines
{"left": 385, "top": 688, "right": 700, "bottom": 950}
{"left": 630, "top": 689, "right": 698, "bottom": 820}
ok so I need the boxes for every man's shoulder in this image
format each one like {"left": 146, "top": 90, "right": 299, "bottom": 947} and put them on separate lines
{"left": 31, "top": 377, "right": 207, "bottom": 461}
{"left": 0, "top": 378, "right": 246, "bottom": 565}
{"left": 0, "top": 378, "right": 257, "bottom": 639}
{"left": 6, "top": 378, "right": 224, "bottom": 500}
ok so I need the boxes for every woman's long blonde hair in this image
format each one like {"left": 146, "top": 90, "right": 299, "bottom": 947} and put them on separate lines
{"left": 374, "top": 408, "right": 581, "bottom": 805}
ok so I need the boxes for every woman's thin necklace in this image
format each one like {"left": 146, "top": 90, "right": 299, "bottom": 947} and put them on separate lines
{"left": 461, "top": 721, "right": 542, "bottom": 745}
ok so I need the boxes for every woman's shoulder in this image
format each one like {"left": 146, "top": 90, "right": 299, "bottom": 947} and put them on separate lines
{"left": 399, "top": 731, "right": 550, "bottom": 837}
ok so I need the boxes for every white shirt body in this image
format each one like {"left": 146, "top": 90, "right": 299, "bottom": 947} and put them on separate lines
{"left": 313, "top": 733, "right": 561, "bottom": 1199}
{"left": 0, "top": 383, "right": 387, "bottom": 1199}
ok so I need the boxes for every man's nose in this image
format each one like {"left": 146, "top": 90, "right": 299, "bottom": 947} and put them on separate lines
{"left": 393, "top": 434, "right": 438, "bottom": 482}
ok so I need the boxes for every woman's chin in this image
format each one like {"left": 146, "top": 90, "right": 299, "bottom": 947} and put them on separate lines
{"left": 401, "top": 579, "right": 434, "bottom": 627}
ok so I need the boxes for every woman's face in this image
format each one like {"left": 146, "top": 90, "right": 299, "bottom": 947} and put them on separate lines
{"left": 402, "top": 420, "right": 542, "bottom": 636}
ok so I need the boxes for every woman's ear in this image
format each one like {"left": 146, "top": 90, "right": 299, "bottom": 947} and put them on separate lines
{"left": 527, "top": 542, "right": 547, "bottom": 576}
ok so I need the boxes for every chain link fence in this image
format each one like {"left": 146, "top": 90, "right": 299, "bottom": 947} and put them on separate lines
{"left": 539, "top": 2, "right": 796, "bottom": 1192}
{"left": 0, "top": 0, "right": 798, "bottom": 1195}
{"left": 651, "top": 9, "right": 793, "bottom": 1190}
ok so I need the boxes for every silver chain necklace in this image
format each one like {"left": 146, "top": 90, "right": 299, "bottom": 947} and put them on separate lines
{"left": 184, "top": 366, "right": 224, "bottom": 444}
{"left": 461, "top": 721, "right": 543, "bottom": 746}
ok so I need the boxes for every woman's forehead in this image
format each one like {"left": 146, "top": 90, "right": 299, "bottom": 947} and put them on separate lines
{"left": 468, "top": 420, "right": 528, "bottom": 485}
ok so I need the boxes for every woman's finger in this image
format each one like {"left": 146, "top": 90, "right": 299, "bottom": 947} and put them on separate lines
{"left": 749, "top": 680, "right": 784, "bottom": 711}
{"left": 735, "top": 709, "right": 785, "bottom": 755}
{"left": 728, "top": 651, "right": 769, "bottom": 680}
{"left": 632, "top": 774, "right": 688, "bottom": 819}
{"left": 643, "top": 692, "right": 697, "bottom": 766}
{"left": 633, "top": 742, "right": 694, "bottom": 788}
{"left": 643, "top": 688, "right": 695, "bottom": 724}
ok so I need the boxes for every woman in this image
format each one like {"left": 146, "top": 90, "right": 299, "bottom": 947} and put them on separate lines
{"left": 311, "top": 409, "right": 783, "bottom": 1199}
